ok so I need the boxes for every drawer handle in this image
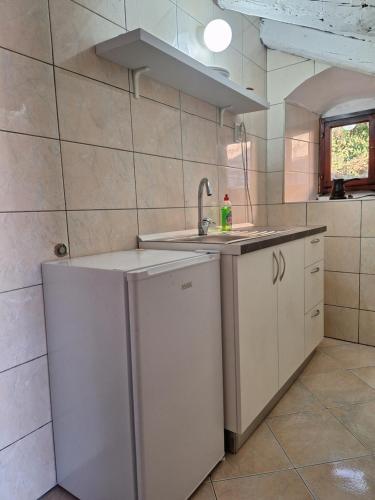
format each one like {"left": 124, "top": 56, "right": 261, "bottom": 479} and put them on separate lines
{"left": 272, "top": 251, "right": 279, "bottom": 285}
{"left": 279, "top": 250, "right": 286, "bottom": 282}
{"left": 310, "top": 238, "right": 320, "bottom": 244}
{"left": 310, "top": 266, "right": 320, "bottom": 274}
{"left": 311, "top": 309, "right": 320, "bottom": 318}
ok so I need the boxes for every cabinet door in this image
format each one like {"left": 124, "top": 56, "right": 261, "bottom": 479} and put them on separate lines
{"left": 236, "top": 247, "right": 278, "bottom": 433}
{"left": 278, "top": 239, "right": 305, "bottom": 387}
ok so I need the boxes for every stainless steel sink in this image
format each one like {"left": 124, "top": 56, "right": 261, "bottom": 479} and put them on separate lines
{"left": 168, "top": 228, "right": 295, "bottom": 245}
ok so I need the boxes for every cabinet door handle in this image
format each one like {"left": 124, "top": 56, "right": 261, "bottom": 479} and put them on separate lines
{"left": 310, "top": 266, "right": 320, "bottom": 274}
{"left": 311, "top": 309, "right": 320, "bottom": 318}
{"left": 272, "top": 251, "right": 279, "bottom": 285}
{"left": 279, "top": 250, "right": 286, "bottom": 281}
{"left": 310, "top": 238, "right": 320, "bottom": 244}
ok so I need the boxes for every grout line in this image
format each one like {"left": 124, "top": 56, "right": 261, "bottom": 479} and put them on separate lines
{"left": 128, "top": 72, "right": 140, "bottom": 237}
{"left": 0, "top": 421, "right": 52, "bottom": 454}
{"left": 70, "top": 0, "right": 126, "bottom": 29}
{"left": 359, "top": 201, "right": 363, "bottom": 342}
{"left": 294, "top": 468, "right": 317, "bottom": 499}
{"left": 0, "top": 353, "right": 47, "bottom": 376}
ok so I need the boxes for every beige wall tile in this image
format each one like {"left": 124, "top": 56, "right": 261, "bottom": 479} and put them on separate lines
{"left": 177, "top": 9, "right": 212, "bottom": 66}
{"left": 128, "top": 0, "right": 178, "bottom": 47}
{"left": 242, "top": 56, "right": 266, "bottom": 97}
{"left": 307, "top": 201, "right": 361, "bottom": 237}
{"left": 217, "top": 125, "right": 243, "bottom": 169}
{"left": 183, "top": 162, "right": 219, "bottom": 207}
{"left": 0, "top": 132, "right": 64, "bottom": 211}
{"left": 250, "top": 136, "right": 266, "bottom": 172}
{"left": 232, "top": 205, "right": 249, "bottom": 224}
{"left": 267, "top": 50, "right": 307, "bottom": 71}
{"left": 219, "top": 166, "right": 246, "bottom": 206}
{"left": 285, "top": 139, "right": 310, "bottom": 173}
{"left": 185, "top": 206, "right": 219, "bottom": 230}
{"left": 75, "top": 0, "right": 126, "bottom": 26}
{"left": 251, "top": 205, "right": 268, "bottom": 226}
{"left": 243, "top": 19, "right": 266, "bottom": 69}
{"left": 361, "top": 201, "right": 375, "bottom": 237}
{"left": 182, "top": 113, "right": 217, "bottom": 164}
{"left": 67, "top": 209, "right": 138, "bottom": 257}
{"left": 176, "top": 0, "right": 212, "bottom": 25}
{"left": 135, "top": 76, "right": 180, "bottom": 108}
{"left": 325, "top": 271, "right": 359, "bottom": 309}
{"left": 134, "top": 153, "right": 184, "bottom": 208}
{"left": 267, "top": 203, "right": 307, "bottom": 226}
{"left": 267, "top": 172, "right": 283, "bottom": 204}
{"left": 0, "top": 49, "right": 58, "bottom": 137}
{"left": 0, "top": 286, "right": 46, "bottom": 373}
{"left": 0, "top": 357, "right": 51, "bottom": 449}
{"left": 138, "top": 208, "right": 186, "bottom": 234}
{"left": 324, "top": 237, "right": 360, "bottom": 273}
{"left": 0, "top": 0, "right": 52, "bottom": 62}
{"left": 249, "top": 171, "right": 267, "bottom": 205}
{"left": 360, "top": 275, "right": 375, "bottom": 312}
{"left": 325, "top": 305, "right": 359, "bottom": 342}
{"left": 359, "top": 310, "right": 375, "bottom": 346}
{"left": 0, "top": 212, "right": 68, "bottom": 293}
{"left": 132, "top": 96, "right": 182, "bottom": 158}
{"left": 0, "top": 424, "right": 55, "bottom": 500}
{"left": 180, "top": 93, "right": 216, "bottom": 122}
{"left": 50, "top": 0, "right": 129, "bottom": 89}
{"left": 307, "top": 173, "right": 319, "bottom": 201}
{"left": 361, "top": 238, "right": 375, "bottom": 274}
{"left": 243, "top": 109, "right": 267, "bottom": 140}
{"left": 267, "top": 104, "right": 285, "bottom": 140}
{"left": 267, "top": 60, "right": 314, "bottom": 105}
{"left": 267, "top": 138, "right": 284, "bottom": 172}
{"left": 285, "top": 103, "right": 319, "bottom": 143}
{"left": 62, "top": 142, "right": 136, "bottom": 210}
{"left": 56, "top": 69, "right": 132, "bottom": 150}
{"left": 214, "top": 47, "right": 243, "bottom": 86}
{"left": 284, "top": 172, "right": 308, "bottom": 203}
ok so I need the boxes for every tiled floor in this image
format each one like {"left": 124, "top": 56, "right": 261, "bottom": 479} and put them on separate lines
{"left": 43, "top": 338, "right": 375, "bottom": 499}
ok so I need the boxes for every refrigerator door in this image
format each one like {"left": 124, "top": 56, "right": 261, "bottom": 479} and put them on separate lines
{"left": 127, "top": 254, "right": 224, "bottom": 500}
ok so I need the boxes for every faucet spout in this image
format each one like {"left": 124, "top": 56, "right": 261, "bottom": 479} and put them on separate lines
{"left": 198, "top": 177, "right": 213, "bottom": 236}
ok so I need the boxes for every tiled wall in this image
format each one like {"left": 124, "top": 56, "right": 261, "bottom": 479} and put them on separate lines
{"left": 0, "top": 1, "right": 266, "bottom": 498}
{"left": 266, "top": 49, "right": 375, "bottom": 346}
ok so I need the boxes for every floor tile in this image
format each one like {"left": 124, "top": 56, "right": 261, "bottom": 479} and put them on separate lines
{"left": 319, "top": 337, "right": 350, "bottom": 348}
{"left": 299, "top": 350, "right": 344, "bottom": 377}
{"left": 298, "top": 455, "right": 375, "bottom": 499}
{"left": 320, "top": 344, "right": 375, "bottom": 369}
{"left": 331, "top": 400, "right": 375, "bottom": 451}
{"left": 189, "top": 481, "right": 216, "bottom": 499}
{"left": 351, "top": 366, "right": 375, "bottom": 388}
{"left": 267, "top": 409, "right": 368, "bottom": 467}
{"left": 41, "top": 486, "right": 75, "bottom": 499}
{"left": 300, "top": 369, "right": 375, "bottom": 408}
{"left": 212, "top": 423, "right": 291, "bottom": 481}
{"left": 268, "top": 381, "right": 323, "bottom": 418}
{"left": 213, "top": 470, "right": 312, "bottom": 499}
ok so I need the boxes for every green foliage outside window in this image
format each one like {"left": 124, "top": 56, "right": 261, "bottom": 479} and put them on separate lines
{"left": 331, "top": 122, "right": 369, "bottom": 179}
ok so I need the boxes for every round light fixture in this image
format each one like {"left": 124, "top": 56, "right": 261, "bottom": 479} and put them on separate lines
{"left": 203, "top": 19, "right": 232, "bottom": 53}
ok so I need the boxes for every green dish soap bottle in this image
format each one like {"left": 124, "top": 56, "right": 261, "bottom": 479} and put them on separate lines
{"left": 221, "top": 194, "right": 232, "bottom": 232}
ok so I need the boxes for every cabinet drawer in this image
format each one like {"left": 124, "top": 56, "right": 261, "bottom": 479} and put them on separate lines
{"left": 305, "top": 302, "right": 324, "bottom": 356}
{"left": 305, "top": 234, "right": 324, "bottom": 267}
{"left": 305, "top": 260, "right": 324, "bottom": 312}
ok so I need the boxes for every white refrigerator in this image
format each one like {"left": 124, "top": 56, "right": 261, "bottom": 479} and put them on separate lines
{"left": 42, "top": 249, "right": 224, "bottom": 500}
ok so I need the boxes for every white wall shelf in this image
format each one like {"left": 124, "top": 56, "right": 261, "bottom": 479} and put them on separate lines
{"left": 96, "top": 29, "right": 269, "bottom": 123}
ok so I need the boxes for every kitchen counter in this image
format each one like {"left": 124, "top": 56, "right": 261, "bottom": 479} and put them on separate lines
{"left": 139, "top": 225, "right": 327, "bottom": 256}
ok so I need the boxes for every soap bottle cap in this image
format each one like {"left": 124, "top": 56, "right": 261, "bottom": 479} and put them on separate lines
{"left": 224, "top": 194, "right": 229, "bottom": 201}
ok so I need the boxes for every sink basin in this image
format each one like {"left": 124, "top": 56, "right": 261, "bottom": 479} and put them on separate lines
{"left": 168, "top": 228, "right": 295, "bottom": 245}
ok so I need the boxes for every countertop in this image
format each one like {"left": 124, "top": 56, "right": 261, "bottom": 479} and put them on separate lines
{"left": 139, "top": 225, "right": 327, "bottom": 256}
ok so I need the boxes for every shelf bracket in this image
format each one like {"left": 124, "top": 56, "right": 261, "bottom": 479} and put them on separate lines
{"left": 132, "top": 66, "right": 150, "bottom": 98}
{"left": 218, "top": 106, "right": 231, "bottom": 127}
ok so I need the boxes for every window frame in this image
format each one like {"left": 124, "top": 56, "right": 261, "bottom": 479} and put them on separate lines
{"left": 320, "top": 109, "right": 375, "bottom": 193}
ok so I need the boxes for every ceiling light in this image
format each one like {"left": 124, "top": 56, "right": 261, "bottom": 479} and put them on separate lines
{"left": 203, "top": 19, "right": 232, "bottom": 53}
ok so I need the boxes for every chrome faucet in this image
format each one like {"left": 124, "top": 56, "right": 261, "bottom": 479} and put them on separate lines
{"left": 198, "top": 177, "right": 213, "bottom": 235}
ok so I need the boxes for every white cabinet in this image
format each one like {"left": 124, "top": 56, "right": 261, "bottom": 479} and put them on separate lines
{"left": 223, "top": 235, "right": 324, "bottom": 437}
{"left": 277, "top": 240, "right": 305, "bottom": 387}
{"left": 235, "top": 247, "right": 278, "bottom": 433}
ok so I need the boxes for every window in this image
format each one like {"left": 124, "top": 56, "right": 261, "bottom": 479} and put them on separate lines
{"left": 320, "top": 110, "right": 375, "bottom": 193}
